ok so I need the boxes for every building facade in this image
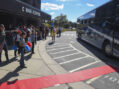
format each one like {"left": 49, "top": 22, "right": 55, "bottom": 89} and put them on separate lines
{"left": 0, "top": 0, "right": 51, "bottom": 29}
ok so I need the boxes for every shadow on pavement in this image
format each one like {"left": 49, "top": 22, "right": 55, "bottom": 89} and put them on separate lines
{"left": 0, "top": 57, "right": 17, "bottom": 67}
{"left": 24, "top": 53, "right": 32, "bottom": 61}
{"left": 0, "top": 53, "right": 33, "bottom": 84}
{"left": 76, "top": 38, "right": 119, "bottom": 68}
{"left": 48, "top": 42, "right": 55, "bottom": 45}
{"left": 0, "top": 66, "right": 23, "bottom": 84}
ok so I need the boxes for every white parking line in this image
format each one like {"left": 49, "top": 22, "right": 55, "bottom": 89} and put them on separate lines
{"left": 69, "top": 61, "right": 101, "bottom": 73}
{"left": 50, "top": 49, "right": 76, "bottom": 55}
{"left": 54, "top": 43, "right": 68, "bottom": 45}
{"left": 86, "top": 76, "right": 102, "bottom": 84}
{"left": 54, "top": 52, "right": 80, "bottom": 60}
{"left": 48, "top": 43, "right": 68, "bottom": 46}
{"left": 47, "top": 45, "right": 69, "bottom": 49}
{"left": 70, "top": 44, "right": 98, "bottom": 61}
{"left": 47, "top": 47, "right": 71, "bottom": 52}
{"left": 59, "top": 56, "right": 88, "bottom": 65}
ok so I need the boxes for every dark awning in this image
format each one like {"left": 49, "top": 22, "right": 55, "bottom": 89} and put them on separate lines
{"left": 0, "top": 0, "right": 41, "bottom": 19}
{"left": 41, "top": 11, "right": 51, "bottom": 21}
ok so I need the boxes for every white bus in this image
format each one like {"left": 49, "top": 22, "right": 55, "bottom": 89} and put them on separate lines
{"left": 77, "top": 0, "right": 119, "bottom": 57}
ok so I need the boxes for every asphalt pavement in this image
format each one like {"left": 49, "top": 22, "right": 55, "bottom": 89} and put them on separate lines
{"left": 46, "top": 31, "right": 119, "bottom": 89}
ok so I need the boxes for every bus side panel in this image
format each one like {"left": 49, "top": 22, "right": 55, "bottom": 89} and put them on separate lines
{"left": 87, "top": 26, "right": 105, "bottom": 49}
{"left": 113, "top": 31, "right": 119, "bottom": 57}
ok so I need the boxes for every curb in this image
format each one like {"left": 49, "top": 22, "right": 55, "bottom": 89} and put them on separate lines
{"left": 38, "top": 38, "right": 95, "bottom": 89}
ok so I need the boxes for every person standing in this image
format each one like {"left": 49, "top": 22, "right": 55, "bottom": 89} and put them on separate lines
{"left": 14, "top": 29, "right": 21, "bottom": 57}
{"left": 56, "top": 27, "right": 59, "bottom": 37}
{"left": 19, "top": 32, "right": 26, "bottom": 68}
{"left": 0, "top": 24, "right": 9, "bottom": 63}
{"left": 35, "top": 31, "right": 37, "bottom": 44}
{"left": 59, "top": 27, "right": 62, "bottom": 37}
{"left": 44, "top": 26, "right": 48, "bottom": 40}
{"left": 51, "top": 27, "right": 56, "bottom": 43}
{"left": 39, "top": 25, "right": 43, "bottom": 40}
{"left": 31, "top": 30, "right": 35, "bottom": 54}
{"left": 42, "top": 25, "right": 46, "bottom": 40}
{"left": 26, "top": 26, "right": 32, "bottom": 42}
{"left": 46, "top": 26, "right": 49, "bottom": 37}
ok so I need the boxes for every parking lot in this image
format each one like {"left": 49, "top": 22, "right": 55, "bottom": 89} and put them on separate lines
{"left": 46, "top": 31, "right": 119, "bottom": 89}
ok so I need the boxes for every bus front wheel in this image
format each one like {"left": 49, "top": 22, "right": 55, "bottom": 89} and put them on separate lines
{"left": 103, "top": 42, "right": 112, "bottom": 56}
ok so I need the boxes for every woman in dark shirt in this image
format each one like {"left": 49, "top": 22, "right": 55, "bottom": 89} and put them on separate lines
{"left": 0, "top": 24, "right": 9, "bottom": 63}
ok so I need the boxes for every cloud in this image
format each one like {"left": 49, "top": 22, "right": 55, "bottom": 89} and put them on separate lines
{"left": 58, "top": 0, "right": 73, "bottom": 2}
{"left": 50, "top": 12, "right": 55, "bottom": 15}
{"left": 86, "top": 3, "right": 94, "bottom": 7}
{"left": 41, "top": 3, "right": 64, "bottom": 10}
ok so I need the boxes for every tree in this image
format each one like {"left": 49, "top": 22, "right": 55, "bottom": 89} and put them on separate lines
{"left": 53, "top": 14, "right": 78, "bottom": 29}
{"left": 53, "top": 14, "right": 69, "bottom": 27}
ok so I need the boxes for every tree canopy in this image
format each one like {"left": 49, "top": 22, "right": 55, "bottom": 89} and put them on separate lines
{"left": 52, "top": 14, "right": 78, "bottom": 29}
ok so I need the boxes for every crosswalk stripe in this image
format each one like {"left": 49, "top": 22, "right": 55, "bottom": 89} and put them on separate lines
{"left": 69, "top": 61, "right": 101, "bottom": 73}
{"left": 59, "top": 56, "right": 89, "bottom": 65}
{"left": 47, "top": 47, "right": 71, "bottom": 52}
{"left": 54, "top": 52, "right": 80, "bottom": 60}
{"left": 50, "top": 49, "right": 75, "bottom": 55}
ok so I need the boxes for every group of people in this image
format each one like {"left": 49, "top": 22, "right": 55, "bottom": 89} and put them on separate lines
{"left": 39, "top": 24, "right": 63, "bottom": 43}
{"left": 0, "top": 24, "right": 37, "bottom": 68}
{"left": 0, "top": 23, "right": 63, "bottom": 68}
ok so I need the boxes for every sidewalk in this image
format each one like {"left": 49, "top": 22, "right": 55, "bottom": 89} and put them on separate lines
{"left": 0, "top": 38, "right": 94, "bottom": 89}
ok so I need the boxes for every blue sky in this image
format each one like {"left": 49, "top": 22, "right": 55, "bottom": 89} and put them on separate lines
{"left": 41, "top": 0, "right": 111, "bottom": 22}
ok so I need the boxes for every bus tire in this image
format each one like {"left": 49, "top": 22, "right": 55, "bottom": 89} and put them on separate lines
{"left": 103, "top": 41, "right": 112, "bottom": 56}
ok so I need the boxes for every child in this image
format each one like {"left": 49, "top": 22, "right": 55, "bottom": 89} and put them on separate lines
{"left": 19, "top": 32, "right": 26, "bottom": 68}
{"left": 14, "top": 29, "right": 21, "bottom": 57}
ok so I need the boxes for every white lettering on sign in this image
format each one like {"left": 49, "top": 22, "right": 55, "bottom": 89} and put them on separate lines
{"left": 26, "top": 8, "right": 32, "bottom": 14}
{"left": 22, "top": 7, "right": 40, "bottom": 16}
{"left": 33, "top": 10, "right": 40, "bottom": 16}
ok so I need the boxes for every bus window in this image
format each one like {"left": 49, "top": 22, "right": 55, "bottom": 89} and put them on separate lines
{"left": 115, "top": 31, "right": 119, "bottom": 40}
{"left": 103, "top": 28, "right": 112, "bottom": 36}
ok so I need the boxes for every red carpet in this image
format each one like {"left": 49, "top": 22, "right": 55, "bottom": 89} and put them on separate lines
{"left": 0, "top": 65, "right": 118, "bottom": 89}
